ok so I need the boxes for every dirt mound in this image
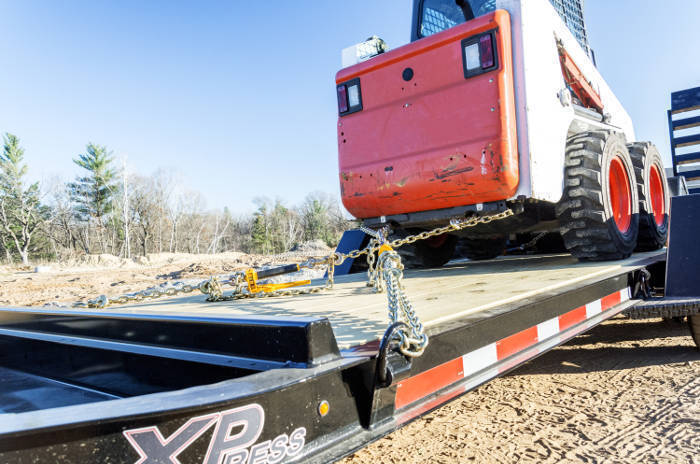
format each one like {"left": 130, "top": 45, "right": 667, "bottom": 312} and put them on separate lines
{"left": 78, "top": 254, "right": 126, "bottom": 267}
{"left": 157, "top": 262, "right": 245, "bottom": 280}
{"left": 291, "top": 240, "right": 332, "bottom": 255}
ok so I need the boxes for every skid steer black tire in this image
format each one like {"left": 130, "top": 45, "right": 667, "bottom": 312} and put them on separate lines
{"left": 533, "top": 232, "right": 567, "bottom": 254}
{"left": 556, "top": 131, "right": 639, "bottom": 261}
{"left": 455, "top": 236, "right": 506, "bottom": 260}
{"left": 391, "top": 230, "right": 457, "bottom": 269}
{"left": 628, "top": 142, "right": 670, "bottom": 251}
{"left": 689, "top": 315, "right": 700, "bottom": 350}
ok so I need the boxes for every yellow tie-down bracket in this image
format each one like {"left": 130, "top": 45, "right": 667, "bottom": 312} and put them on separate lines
{"left": 244, "top": 263, "right": 310, "bottom": 294}
{"left": 378, "top": 243, "right": 393, "bottom": 255}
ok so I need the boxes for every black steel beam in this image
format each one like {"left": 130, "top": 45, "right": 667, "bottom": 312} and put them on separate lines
{"left": 0, "top": 309, "right": 340, "bottom": 367}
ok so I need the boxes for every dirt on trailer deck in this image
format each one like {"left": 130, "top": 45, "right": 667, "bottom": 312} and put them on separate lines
{"left": 0, "top": 253, "right": 698, "bottom": 463}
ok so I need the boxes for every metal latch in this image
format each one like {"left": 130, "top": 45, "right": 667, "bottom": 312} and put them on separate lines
{"left": 375, "top": 322, "right": 413, "bottom": 388}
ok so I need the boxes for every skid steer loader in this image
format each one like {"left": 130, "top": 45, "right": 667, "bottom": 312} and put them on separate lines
{"left": 335, "top": 0, "right": 669, "bottom": 267}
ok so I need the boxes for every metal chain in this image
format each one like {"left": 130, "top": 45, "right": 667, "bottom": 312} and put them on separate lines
{"left": 331, "top": 208, "right": 515, "bottom": 267}
{"left": 376, "top": 248, "right": 427, "bottom": 357}
{"left": 366, "top": 238, "right": 380, "bottom": 289}
{"left": 67, "top": 209, "right": 514, "bottom": 318}
{"left": 72, "top": 274, "right": 243, "bottom": 308}
{"left": 511, "top": 232, "right": 546, "bottom": 252}
{"left": 335, "top": 209, "right": 514, "bottom": 357}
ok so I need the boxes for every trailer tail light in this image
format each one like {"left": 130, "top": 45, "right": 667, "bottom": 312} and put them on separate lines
{"left": 461, "top": 31, "right": 498, "bottom": 78}
{"left": 337, "top": 78, "right": 363, "bottom": 116}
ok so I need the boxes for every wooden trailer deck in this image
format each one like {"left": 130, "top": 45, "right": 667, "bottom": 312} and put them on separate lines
{"left": 111, "top": 251, "right": 664, "bottom": 350}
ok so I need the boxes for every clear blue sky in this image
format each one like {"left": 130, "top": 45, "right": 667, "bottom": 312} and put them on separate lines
{"left": 1, "top": 1, "right": 698, "bottom": 213}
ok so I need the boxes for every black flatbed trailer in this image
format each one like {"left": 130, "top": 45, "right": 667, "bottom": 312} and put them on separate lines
{"left": 1, "top": 243, "right": 697, "bottom": 464}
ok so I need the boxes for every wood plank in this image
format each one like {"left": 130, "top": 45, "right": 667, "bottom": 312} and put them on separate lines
{"left": 114, "top": 252, "right": 662, "bottom": 349}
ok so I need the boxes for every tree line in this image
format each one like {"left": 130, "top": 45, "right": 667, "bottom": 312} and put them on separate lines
{"left": 0, "top": 133, "right": 352, "bottom": 265}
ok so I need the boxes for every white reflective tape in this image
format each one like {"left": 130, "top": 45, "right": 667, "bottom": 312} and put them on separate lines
{"left": 620, "top": 288, "right": 630, "bottom": 302}
{"left": 586, "top": 299, "right": 602, "bottom": 318}
{"left": 537, "top": 317, "right": 559, "bottom": 341}
{"left": 462, "top": 343, "right": 498, "bottom": 378}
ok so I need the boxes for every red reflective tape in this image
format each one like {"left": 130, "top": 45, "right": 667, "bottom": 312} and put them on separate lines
{"left": 496, "top": 326, "right": 538, "bottom": 360}
{"left": 558, "top": 305, "right": 587, "bottom": 331}
{"left": 395, "top": 357, "right": 463, "bottom": 410}
{"left": 601, "top": 291, "right": 621, "bottom": 311}
{"left": 393, "top": 288, "right": 630, "bottom": 412}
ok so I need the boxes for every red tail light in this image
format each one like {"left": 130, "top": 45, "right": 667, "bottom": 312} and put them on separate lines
{"left": 479, "top": 34, "right": 494, "bottom": 69}
{"left": 337, "top": 85, "right": 349, "bottom": 113}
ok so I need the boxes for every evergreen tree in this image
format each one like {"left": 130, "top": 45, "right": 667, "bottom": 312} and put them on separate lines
{"left": 0, "top": 133, "right": 47, "bottom": 264}
{"left": 300, "top": 193, "right": 336, "bottom": 246}
{"left": 251, "top": 203, "right": 271, "bottom": 254}
{"left": 67, "top": 143, "right": 117, "bottom": 253}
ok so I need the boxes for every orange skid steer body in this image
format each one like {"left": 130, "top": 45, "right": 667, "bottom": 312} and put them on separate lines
{"left": 336, "top": 11, "right": 518, "bottom": 220}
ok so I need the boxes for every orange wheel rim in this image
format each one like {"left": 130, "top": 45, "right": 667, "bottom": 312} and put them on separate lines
{"left": 649, "top": 165, "right": 666, "bottom": 226}
{"left": 609, "top": 156, "right": 632, "bottom": 234}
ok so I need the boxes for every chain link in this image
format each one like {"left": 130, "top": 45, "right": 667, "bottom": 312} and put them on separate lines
{"left": 376, "top": 248, "right": 427, "bottom": 357}
{"left": 366, "top": 238, "right": 379, "bottom": 289}
{"left": 331, "top": 208, "right": 515, "bottom": 267}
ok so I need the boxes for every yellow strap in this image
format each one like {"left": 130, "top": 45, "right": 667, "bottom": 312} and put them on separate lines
{"left": 257, "top": 280, "right": 312, "bottom": 293}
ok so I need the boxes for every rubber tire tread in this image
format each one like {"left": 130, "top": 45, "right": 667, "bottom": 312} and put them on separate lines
{"left": 455, "top": 236, "right": 506, "bottom": 260}
{"left": 534, "top": 233, "right": 567, "bottom": 253}
{"left": 628, "top": 142, "right": 669, "bottom": 251}
{"left": 556, "top": 131, "right": 639, "bottom": 261}
{"left": 392, "top": 230, "right": 458, "bottom": 269}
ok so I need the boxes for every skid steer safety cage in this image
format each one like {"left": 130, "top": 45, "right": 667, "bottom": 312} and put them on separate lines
{"left": 549, "top": 0, "right": 590, "bottom": 55}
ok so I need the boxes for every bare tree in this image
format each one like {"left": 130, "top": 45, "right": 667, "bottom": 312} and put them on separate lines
{"left": 0, "top": 134, "right": 49, "bottom": 264}
{"left": 129, "top": 176, "right": 160, "bottom": 256}
{"left": 121, "top": 157, "right": 131, "bottom": 258}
